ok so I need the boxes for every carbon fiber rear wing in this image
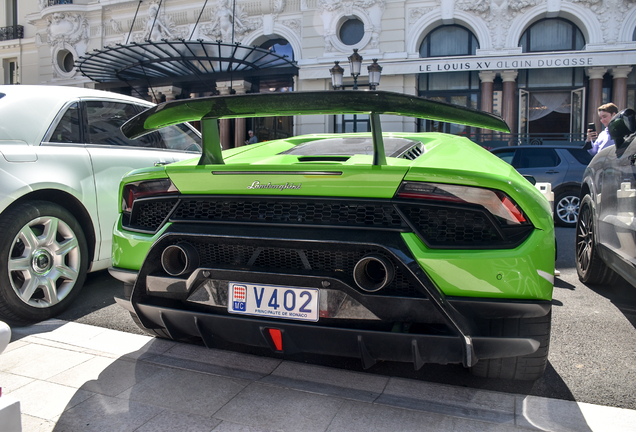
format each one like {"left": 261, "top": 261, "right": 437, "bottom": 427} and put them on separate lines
{"left": 121, "top": 90, "right": 510, "bottom": 166}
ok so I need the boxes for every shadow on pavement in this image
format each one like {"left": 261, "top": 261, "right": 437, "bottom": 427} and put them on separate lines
{"left": 585, "top": 276, "right": 636, "bottom": 329}
{"left": 5, "top": 320, "right": 601, "bottom": 431}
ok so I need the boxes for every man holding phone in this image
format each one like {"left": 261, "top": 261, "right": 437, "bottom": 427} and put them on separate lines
{"left": 585, "top": 103, "right": 619, "bottom": 156}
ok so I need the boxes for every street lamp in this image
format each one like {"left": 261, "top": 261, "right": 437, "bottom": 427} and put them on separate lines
{"left": 367, "top": 59, "right": 382, "bottom": 90}
{"left": 329, "top": 49, "right": 382, "bottom": 90}
{"left": 329, "top": 61, "right": 344, "bottom": 90}
{"left": 348, "top": 49, "right": 363, "bottom": 90}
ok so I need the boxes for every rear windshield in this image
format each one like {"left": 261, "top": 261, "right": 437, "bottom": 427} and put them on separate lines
{"left": 282, "top": 137, "right": 421, "bottom": 157}
{"left": 567, "top": 148, "right": 593, "bottom": 165}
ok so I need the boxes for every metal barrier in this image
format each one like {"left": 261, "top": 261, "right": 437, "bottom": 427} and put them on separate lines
{"left": 0, "top": 25, "right": 23, "bottom": 42}
{"left": 468, "top": 132, "right": 586, "bottom": 149}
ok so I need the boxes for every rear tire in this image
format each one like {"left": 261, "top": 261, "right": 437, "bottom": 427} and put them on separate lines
{"left": 470, "top": 312, "right": 551, "bottom": 381}
{"left": 575, "top": 195, "right": 618, "bottom": 285}
{"left": 0, "top": 201, "right": 89, "bottom": 325}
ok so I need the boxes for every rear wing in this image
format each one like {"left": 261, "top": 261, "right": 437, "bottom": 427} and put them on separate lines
{"left": 121, "top": 90, "right": 510, "bottom": 166}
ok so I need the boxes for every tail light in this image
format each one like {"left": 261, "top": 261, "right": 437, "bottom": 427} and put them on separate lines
{"left": 396, "top": 182, "right": 533, "bottom": 249}
{"left": 122, "top": 179, "right": 179, "bottom": 214}
{"left": 397, "top": 182, "right": 528, "bottom": 225}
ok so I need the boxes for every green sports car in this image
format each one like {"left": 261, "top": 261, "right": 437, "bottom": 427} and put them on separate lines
{"left": 110, "top": 91, "right": 554, "bottom": 381}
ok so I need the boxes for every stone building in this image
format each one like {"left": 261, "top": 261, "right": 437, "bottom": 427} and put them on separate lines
{"left": 2, "top": 0, "right": 636, "bottom": 147}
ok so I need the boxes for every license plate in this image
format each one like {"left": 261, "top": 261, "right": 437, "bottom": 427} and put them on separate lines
{"left": 228, "top": 282, "right": 319, "bottom": 322}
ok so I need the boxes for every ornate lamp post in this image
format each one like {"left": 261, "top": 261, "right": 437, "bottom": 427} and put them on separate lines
{"left": 329, "top": 49, "right": 382, "bottom": 90}
{"left": 367, "top": 58, "right": 383, "bottom": 90}
{"left": 348, "top": 49, "right": 363, "bottom": 90}
{"left": 329, "top": 61, "right": 344, "bottom": 90}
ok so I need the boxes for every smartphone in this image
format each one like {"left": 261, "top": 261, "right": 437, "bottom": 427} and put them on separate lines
{"left": 587, "top": 122, "right": 596, "bottom": 132}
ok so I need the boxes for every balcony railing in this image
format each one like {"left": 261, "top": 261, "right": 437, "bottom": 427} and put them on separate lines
{"left": 46, "top": 0, "right": 73, "bottom": 5}
{"left": 0, "top": 25, "right": 24, "bottom": 42}
{"left": 468, "top": 132, "right": 587, "bottom": 149}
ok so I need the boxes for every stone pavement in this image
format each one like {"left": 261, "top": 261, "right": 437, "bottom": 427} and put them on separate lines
{"left": 1, "top": 319, "right": 635, "bottom": 432}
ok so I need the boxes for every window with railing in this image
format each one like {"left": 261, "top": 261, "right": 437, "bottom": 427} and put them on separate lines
{"left": 0, "top": 25, "right": 23, "bottom": 42}
{"left": 45, "top": 0, "right": 73, "bottom": 5}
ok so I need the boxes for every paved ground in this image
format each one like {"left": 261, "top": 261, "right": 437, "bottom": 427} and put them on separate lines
{"left": 51, "top": 227, "right": 636, "bottom": 411}
{"left": 1, "top": 319, "right": 636, "bottom": 432}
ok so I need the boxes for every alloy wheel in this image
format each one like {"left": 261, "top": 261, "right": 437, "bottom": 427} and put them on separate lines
{"left": 556, "top": 195, "right": 579, "bottom": 225}
{"left": 8, "top": 216, "right": 81, "bottom": 308}
{"left": 576, "top": 203, "right": 593, "bottom": 275}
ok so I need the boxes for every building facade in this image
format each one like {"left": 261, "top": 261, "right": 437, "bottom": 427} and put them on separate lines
{"left": 2, "top": 0, "right": 636, "bottom": 147}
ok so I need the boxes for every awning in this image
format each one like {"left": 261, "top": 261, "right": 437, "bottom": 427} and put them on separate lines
{"left": 76, "top": 40, "right": 298, "bottom": 87}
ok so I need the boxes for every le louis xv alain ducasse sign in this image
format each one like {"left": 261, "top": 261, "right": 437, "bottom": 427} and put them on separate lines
{"left": 418, "top": 56, "right": 594, "bottom": 72}
{"left": 393, "top": 49, "right": 636, "bottom": 74}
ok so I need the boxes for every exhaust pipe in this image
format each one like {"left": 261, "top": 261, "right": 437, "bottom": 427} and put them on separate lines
{"left": 353, "top": 254, "right": 395, "bottom": 292}
{"left": 161, "top": 242, "right": 200, "bottom": 276}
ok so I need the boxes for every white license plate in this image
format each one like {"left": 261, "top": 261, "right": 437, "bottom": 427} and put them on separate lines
{"left": 228, "top": 282, "right": 319, "bottom": 322}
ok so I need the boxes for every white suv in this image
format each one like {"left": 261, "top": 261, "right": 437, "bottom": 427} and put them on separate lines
{"left": 0, "top": 85, "right": 201, "bottom": 325}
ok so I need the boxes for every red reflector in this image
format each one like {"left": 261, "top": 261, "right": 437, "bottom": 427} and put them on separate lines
{"left": 501, "top": 196, "right": 526, "bottom": 222}
{"left": 268, "top": 328, "right": 283, "bottom": 351}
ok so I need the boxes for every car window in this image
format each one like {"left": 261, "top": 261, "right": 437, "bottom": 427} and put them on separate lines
{"left": 282, "top": 137, "right": 421, "bottom": 157}
{"left": 49, "top": 103, "right": 82, "bottom": 143}
{"left": 492, "top": 149, "right": 516, "bottom": 164}
{"left": 85, "top": 101, "right": 159, "bottom": 147}
{"left": 516, "top": 148, "right": 560, "bottom": 168}
{"left": 567, "top": 148, "right": 593, "bottom": 165}
{"left": 155, "top": 122, "right": 201, "bottom": 152}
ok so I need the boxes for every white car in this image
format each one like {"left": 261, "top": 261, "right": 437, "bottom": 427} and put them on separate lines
{"left": 0, "top": 85, "right": 201, "bottom": 325}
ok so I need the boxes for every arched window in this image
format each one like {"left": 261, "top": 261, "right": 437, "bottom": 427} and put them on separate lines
{"left": 260, "top": 38, "right": 294, "bottom": 61}
{"left": 519, "top": 18, "right": 584, "bottom": 53}
{"left": 419, "top": 25, "right": 478, "bottom": 58}
{"left": 418, "top": 26, "right": 480, "bottom": 135}
{"left": 632, "top": 26, "right": 636, "bottom": 41}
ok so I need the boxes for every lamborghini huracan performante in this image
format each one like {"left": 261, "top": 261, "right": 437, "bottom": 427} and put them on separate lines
{"left": 110, "top": 91, "right": 555, "bottom": 381}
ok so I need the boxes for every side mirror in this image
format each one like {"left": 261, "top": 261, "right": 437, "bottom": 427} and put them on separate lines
{"left": 609, "top": 108, "right": 636, "bottom": 147}
{"left": 522, "top": 175, "right": 537, "bottom": 185}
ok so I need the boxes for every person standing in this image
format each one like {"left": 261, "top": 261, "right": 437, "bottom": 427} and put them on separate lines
{"left": 585, "top": 103, "right": 619, "bottom": 156}
{"left": 246, "top": 130, "right": 258, "bottom": 144}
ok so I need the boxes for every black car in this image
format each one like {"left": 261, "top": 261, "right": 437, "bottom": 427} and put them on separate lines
{"left": 576, "top": 109, "right": 636, "bottom": 287}
{"left": 491, "top": 146, "right": 593, "bottom": 227}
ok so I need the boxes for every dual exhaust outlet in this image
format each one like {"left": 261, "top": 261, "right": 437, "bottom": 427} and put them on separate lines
{"left": 161, "top": 243, "right": 395, "bottom": 292}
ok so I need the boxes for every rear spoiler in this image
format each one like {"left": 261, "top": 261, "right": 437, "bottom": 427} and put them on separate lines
{"left": 121, "top": 90, "right": 510, "bottom": 166}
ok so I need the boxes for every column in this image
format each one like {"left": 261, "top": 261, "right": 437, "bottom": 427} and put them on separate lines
{"left": 500, "top": 70, "right": 518, "bottom": 137}
{"left": 479, "top": 71, "right": 497, "bottom": 144}
{"left": 611, "top": 66, "right": 632, "bottom": 111}
{"left": 231, "top": 81, "right": 250, "bottom": 147}
{"left": 216, "top": 81, "right": 233, "bottom": 149}
{"left": 479, "top": 71, "right": 496, "bottom": 113}
{"left": 586, "top": 67, "right": 607, "bottom": 131}
{"left": 153, "top": 85, "right": 182, "bottom": 102}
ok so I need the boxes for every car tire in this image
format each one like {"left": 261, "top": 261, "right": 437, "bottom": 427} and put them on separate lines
{"left": 554, "top": 190, "right": 580, "bottom": 227}
{"left": 575, "top": 195, "right": 618, "bottom": 285}
{"left": 0, "top": 201, "right": 89, "bottom": 325}
{"left": 470, "top": 312, "right": 551, "bottom": 381}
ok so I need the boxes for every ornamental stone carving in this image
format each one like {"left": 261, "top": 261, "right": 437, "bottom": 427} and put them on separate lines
{"left": 409, "top": 7, "right": 436, "bottom": 25}
{"left": 133, "top": 2, "right": 187, "bottom": 42}
{"left": 317, "top": 0, "right": 386, "bottom": 53}
{"left": 199, "top": 0, "right": 261, "bottom": 43}
{"left": 571, "top": 0, "right": 636, "bottom": 44}
{"left": 455, "top": 0, "right": 541, "bottom": 50}
{"left": 282, "top": 19, "right": 302, "bottom": 38}
{"left": 46, "top": 12, "right": 89, "bottom": 51}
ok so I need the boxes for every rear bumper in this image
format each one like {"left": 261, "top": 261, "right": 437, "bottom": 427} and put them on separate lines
{"left": 119, "top": 223, "right": 552, "bottom": 369}
{"left": 125, "top": 300, "right": 541, "bottom": 369}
